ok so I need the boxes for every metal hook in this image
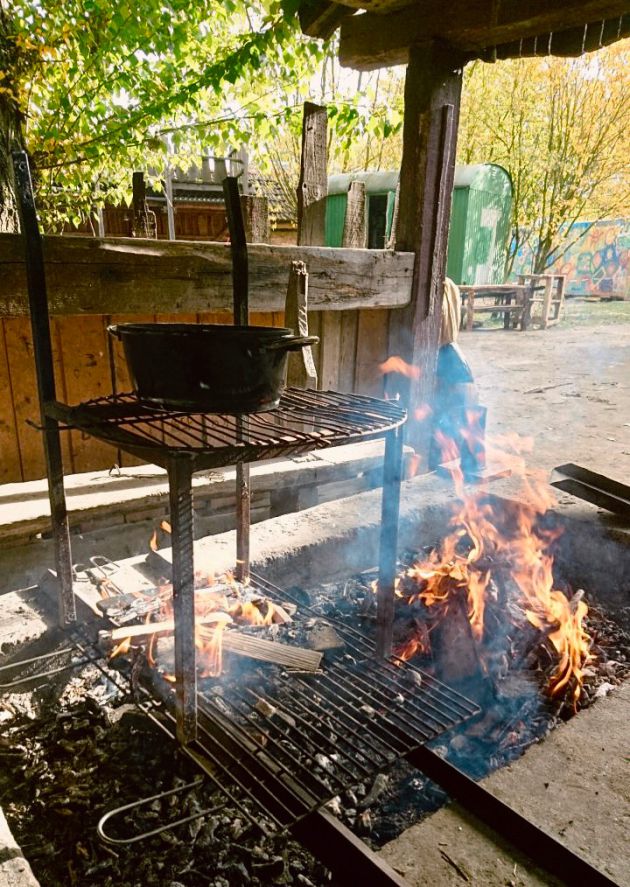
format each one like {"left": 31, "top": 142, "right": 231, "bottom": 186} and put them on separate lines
{"left": 97, "top": 778, "right": 226, "bottom": 845}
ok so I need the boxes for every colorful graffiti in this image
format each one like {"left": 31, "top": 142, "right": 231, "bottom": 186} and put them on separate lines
{"left": 513, "top": 219, "right": 629, "bottom": 297}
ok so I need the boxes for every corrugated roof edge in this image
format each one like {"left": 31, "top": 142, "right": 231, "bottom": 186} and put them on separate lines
{"left": 327, "top": 164, "right": 512, "bottom": 195}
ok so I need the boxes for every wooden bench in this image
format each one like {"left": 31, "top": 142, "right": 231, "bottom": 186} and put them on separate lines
{"left": 518, "top": 274, "right": 566, "bottom": 329}
{"left": 459, "top": 284, "right": 528, "bottom": 331}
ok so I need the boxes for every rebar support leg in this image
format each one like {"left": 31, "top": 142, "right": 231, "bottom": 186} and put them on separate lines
{"left": 168, "top": 458, "right": 197, "bottom": 744}
{"left": 12, "top": 151, "right": 75, "bottom": 626}
{"left": 235, "top": 415, "right": 251, "bottom": 583}
{"left": 44, "top": 416, "right": 76, "bottom": 625}
{"left": 235, "top": 461, "right": 251, "bottom": 582}
{"left": 376, "top": 426, "right": 404, "bottom": 658}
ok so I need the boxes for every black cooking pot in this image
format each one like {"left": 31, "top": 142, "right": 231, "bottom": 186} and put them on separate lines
{"left": 108, "top": 323, "right": 318, "bottom": 413}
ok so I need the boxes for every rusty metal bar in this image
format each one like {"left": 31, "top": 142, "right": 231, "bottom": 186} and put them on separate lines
{"left": 235, "top": 458, "right": 251, "bottom": 583}
{"left": 376, "top": 425, "right": 404, "bottom": 657}
{"left": 12, "top": 151, "right": 75, "bottom": 626}
{"left": 167, "top": 457, "right": 197, "bottom": 744}
{"left": 291, "top": 808, "right": 409, "bottom": 887}
{"left": 223, "top": 175, "right": 252, "bottom": 584}
{"left": 551, "top": 462, "right": 630, "bottom": 519}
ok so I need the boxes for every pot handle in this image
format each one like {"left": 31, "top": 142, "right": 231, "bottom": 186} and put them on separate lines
{"left": 264, "top": 335, "right": 319, "bottom": 352}
{"left": 107, "top": 324, "right": 122, "bottom": 340}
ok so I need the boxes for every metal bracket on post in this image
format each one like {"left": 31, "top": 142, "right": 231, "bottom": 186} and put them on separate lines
{"left": 376, "top": 426, "right": 404, "bottom": 658}
{"left": 167, "top": 457, "right": 197, "bottom": 744}
{"left": 12, "top": 150, "right": 76, "bottom": 626}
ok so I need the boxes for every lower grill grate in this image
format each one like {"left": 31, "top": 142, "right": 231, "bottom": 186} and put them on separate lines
{"left": 1, "top": 574, "right": 479, "bottom": 834}
{"left": 150, "top": 574, "right": 480, "bottom": 828}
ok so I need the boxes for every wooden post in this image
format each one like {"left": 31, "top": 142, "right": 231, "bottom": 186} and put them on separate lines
{"left": 388, "top": 42, "right": 465, "bottom": 460}
{"left": 342, "top": 181, "right": 366, "bottom": 248}
{"left": 296, "top": 101, "right": 329, "bottom": 391}
{"left": 297, "top": 102, "right": 328, "bottom": 247}
{"left": 386, "top": 181, "right": 400, "bottom": 250}
{"left": 241, "top": 194, "right": 270, "bottom": 243}
{"left": 540, "top": 275, "right": 554, "bottom": 329}
{"left": 131, "top": 172, "right": 153, "bottom": 238}
{"left": 285, "top": 260, "right": 317, "bottom": 390}
{"left": 335, "top": 181, "right": 366, "bottom": 392}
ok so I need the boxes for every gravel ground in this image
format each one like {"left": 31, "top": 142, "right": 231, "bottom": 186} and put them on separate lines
{"left": 463, "top": 299, "right": 630, "bottom": 482}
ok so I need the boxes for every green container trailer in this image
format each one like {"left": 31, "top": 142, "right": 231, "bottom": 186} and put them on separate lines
{"left": 325, "top": 164, "right": 512, "bottom": 285}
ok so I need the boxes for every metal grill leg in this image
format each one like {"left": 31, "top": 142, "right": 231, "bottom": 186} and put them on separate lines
{"left": 235, "top": 461, "right": 251, "bottom": 583}
{"left": 235, "top": 413, "right": 251, "bottom": 583}
{"left": 44, "top": 418, "right": 76, "bottom": 625}
{"left": 376, "top": 426, "right": 404, "bottom": 658}
{"left": 168, "top": 458, "right": 197, "bottom": 744}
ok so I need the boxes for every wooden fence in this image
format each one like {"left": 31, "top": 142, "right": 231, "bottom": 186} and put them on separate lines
{"left": 0, "top": 234, "right": 411, "bottom": 483}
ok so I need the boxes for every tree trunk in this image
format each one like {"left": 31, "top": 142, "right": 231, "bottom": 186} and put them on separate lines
{"left": 0, "top": 2, "right": 25, "bottom": 233}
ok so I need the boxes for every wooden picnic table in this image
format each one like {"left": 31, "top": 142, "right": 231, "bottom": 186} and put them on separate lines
{"left": 460, "top": 275, "right": 566, "bottom": 331}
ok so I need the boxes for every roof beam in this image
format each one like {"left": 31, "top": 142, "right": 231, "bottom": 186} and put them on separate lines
{"left": 298, "top": 0, "right": 354, "bottom": 38}
{"left": 339, "top": 0, "right": 630, "bottom": 68}
{"left": 482, "top": 14, "right": 630, "bottom": 61}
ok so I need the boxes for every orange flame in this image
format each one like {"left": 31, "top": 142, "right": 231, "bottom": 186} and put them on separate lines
{"left": 395, "top": 428, "right": 591, "bottom": 702}
{"left": 414, "top": 403, "right": 432, "bottom": 422}
{"left": 379, "top": 356, "right": 421, "bottom": 380}
{"left": 108, "top": 560, "right": 283, "bottom": 679}
{"left": 149, "top": 519, "right": 172, "bottom": 551}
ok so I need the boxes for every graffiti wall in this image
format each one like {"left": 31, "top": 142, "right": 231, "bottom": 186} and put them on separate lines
{"left": 513, "top": 219, "right": 630, "bottom": 297}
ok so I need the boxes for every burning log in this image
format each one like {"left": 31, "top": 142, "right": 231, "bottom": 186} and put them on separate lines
{"left": 429, "top": 592, "right": 490, "bottom": 698}
{"left": 101, "top": 617, "right": 323, "bottom": 672}
{"left": 219, "top": 633, "right": 322, "bottom": 671}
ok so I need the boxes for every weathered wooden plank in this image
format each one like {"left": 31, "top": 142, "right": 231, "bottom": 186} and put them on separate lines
{"left": 0, "top": 234, "right": 413, "bottom": 316}
{"left": 3, "top": 317, "right": 47, "bottom": 481}
{"left": 0, "top": 320, "right": 23, "bottom": 482}
{"left": 56, "top": 316, "right": 118, "bottom": 472}
{"left": 342, "top": 181, "right": 367, "bottom": 249}
{"left": 337, "top": 310, "right": 359, "bottom": 392}
{"left": 338, "top": 0, "right": 630, "bottom": 69}
{"left": 297, "top": 102, "right": 328, "bottom": 247}
{"left": 241, "top": 194, "right": 270, "bottom": 244}
{"left": 49, "top": 317, "right": 76, "bottom": 474}
{"left": 318, "top": 311, "right": 343, "bottom": 390}
{"left": 109, "top": 312, "right": 155, "bottom": 467}
{"left": 355, "top": 309, "right": 388, "bottom": 398}
{"left": 285, "top": 261, "right": 318, "bottom": 390}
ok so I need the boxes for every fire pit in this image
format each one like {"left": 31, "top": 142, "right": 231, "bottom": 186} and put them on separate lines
{"left": 5, "top": 151, "right": 627, "bottom": 887}
{"left": 2, "top": 480, "right": 628, "bottom": 886}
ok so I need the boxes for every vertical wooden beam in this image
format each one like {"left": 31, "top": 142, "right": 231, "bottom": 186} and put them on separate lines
{"left": 389, "top": 42, "right": 465, "bottom": 459}
{"left": 241, "top": 194, "right": 270, "bottom": 243}
{"left": 131, "top": 172, "right": 152, "bottom": 238}
{"left": 540, "top": 275, "right": 554, "bottom": 329}
{"left": 297, "top": 102, "right": 328, "bottom": 247}
{"left": 296, "top": 101, "right": 330, "bottom": 390}
{"left": 342, "top": 181, "right": 366, "bottom": 248}
{"left": 285, "top": 260, "right": 317, "bottom": 390}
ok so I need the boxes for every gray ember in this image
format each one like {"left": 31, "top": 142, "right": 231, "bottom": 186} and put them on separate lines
{"left": 0, "top": 680, "right": 332, "bottom": 887}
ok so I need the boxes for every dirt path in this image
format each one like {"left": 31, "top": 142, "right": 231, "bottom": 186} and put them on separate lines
{"left": 462, "top": 300, "right": 630, "bottom": 482}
